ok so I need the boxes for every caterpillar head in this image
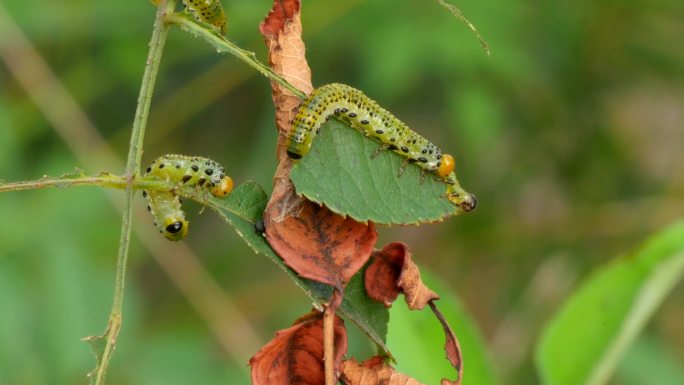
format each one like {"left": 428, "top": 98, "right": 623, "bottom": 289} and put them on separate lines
{"left": 445, "top": 177, "right": 477, "bottom": 212}
{"left": 162, "top": 216, "right": 189, "bottom": 241}
{"left": 210, "top": 175, "right": 234, "bottom": 197}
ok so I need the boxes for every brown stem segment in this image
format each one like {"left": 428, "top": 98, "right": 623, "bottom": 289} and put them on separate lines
{"left": 324, "top": 305, "right": 335, "bottom": 385}
{"left": 324, "top": 290, "right": 343, "bottom": 385}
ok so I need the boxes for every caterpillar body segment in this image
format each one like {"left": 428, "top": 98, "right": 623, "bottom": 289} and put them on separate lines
{"left": 182, "top": 0, "right": 227, "bottom": 34}
{"left": 144, "top": 189, "right": 188, "bottom": 241}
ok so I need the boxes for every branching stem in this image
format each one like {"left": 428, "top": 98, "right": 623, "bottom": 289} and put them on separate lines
{"left": 0, "top": 174, "right": 186, "bottom": 193}
{"left": 165, "top": 13, "right": 306, "bottom": 99}
{"left": 89, "top": 1, "right": 175, "bottom": 384}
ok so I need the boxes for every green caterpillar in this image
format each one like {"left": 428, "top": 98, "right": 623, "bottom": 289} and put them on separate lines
{"left": 286, "top": 83, "right": 477, "bottom": 212}
{"left": 143, "top": 155, "right": 233, "bottom": 241}
{"left": 182, "top": 0, "right": 227, "bottom": 34}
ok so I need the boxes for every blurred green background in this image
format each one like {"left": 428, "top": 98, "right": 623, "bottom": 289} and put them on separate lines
{"left": 1, "top": 0, "right": 683, "bottom": 384}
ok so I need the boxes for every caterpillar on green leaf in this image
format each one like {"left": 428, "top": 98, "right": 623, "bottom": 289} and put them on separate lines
{"left": 286, "top": 83, "right": 477, "bottom": 212}
{"left": 182, "top": 0, "right": 227, "bottom": 34}
{"left": 143, "top": 155, "right": 233, "bottom": 241}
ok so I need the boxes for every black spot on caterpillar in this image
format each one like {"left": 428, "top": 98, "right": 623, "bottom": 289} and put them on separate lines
{"left": 286, "top": 83, "right": 477, "bottom": 212}
{"left": 144, "top": 154, "right": 233, "bottom": 241}
{"left": 182, "top": 0, "right": 227, "bottom": 35}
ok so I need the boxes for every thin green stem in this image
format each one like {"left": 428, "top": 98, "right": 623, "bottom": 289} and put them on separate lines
{"left": 89, "top": 1, "right": 175, "bottom": 384}
{"left": 0, "top": 174, "right": 182, "bottom": 193}
{"left": 0, "top": 174, "right": 251, "bottom": 221}
{"left": 165, "top": 13, "right": 307, "bottom": 99}
{"left": 435, "top": 0, "right": 490, "bottom": 55}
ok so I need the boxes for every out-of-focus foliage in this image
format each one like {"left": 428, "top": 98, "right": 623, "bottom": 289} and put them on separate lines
{"left": 537, "top": 219, "right": 684, "bottom": 385}
{"left": 0, "top": 0, "right": 682, "bottom": 384}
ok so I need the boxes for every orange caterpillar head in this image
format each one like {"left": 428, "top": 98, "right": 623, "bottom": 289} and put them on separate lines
{"left": 210, "top": 176, "right": 234, "bottom": 197}
{"left": 437, "top": 154, "right": 455, "bottom": 178}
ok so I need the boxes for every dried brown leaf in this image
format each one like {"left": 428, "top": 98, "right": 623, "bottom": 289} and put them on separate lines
{"left": 341, "top": 358, "right": 425, "bottom": 385}
{"left": 365, "top": 242, "right": 439, "bottom": 309}
{"left": 429, "top": 301, "right": 463, "bottom": 385}
{"left": 260, "top": 0, "right": 310, "bottom": 221}
{"left": 249, "top": 310, "right": 348, "bottom": 385}
{"left": 266, "top": 202, "right": 377, "bottom": 288}
{"left": 364, "top": 248, "right": 402, "bottom": 307}
{"left": 259, "top": 0, "right": 312, "bottom": 158}
{"left": 260, "top": 0, "right": 301, "bottom": 37}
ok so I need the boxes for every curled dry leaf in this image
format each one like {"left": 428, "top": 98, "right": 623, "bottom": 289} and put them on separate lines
{"left": 365, "top": 242, "right": 439, "bottom": 309}
{"left": 429, "top": 301, "right": 463, "bottom": 385}
{"left": 260, "top": 0, "right": 310, "bottom": 205}
{"left": 249, "top": 310, "right": 348, "bottom": 385}
{"left": 260, "top": 0, "right": 300, "bottom": 37}
{"left": 260, "top": 0, "right": 378, "bottom": 290}
{"left": 341, "top": 358, "right": 425, "bottom": 385}
{"left": 259, "top": 0, "right": 312, "bottom": 158}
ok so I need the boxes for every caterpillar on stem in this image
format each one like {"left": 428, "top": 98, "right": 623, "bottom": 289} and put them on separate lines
{"left": 286, "top": 83, "right": 477, "bottom": 212}
{"left": 143, "top": 154, "right": 233, "bottom": 241}
{"left": 182, "top": 0, "right": 227, "bottom": 35}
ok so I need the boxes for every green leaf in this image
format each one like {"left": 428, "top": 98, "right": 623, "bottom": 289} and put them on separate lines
{"left": 83, "top": 334, "right": 107, "bottom": 385}
{"left": 535, "top": 219, "right": 684, "bottom": 385}
{"left": 290, "top": 119, "right": 466, "bottom": 225}
{"left": 204, "top": 182, "right": 390, "bottom": 354}
{"left": 387, "top": 271, "right": 499, "bottom": 385}
{"left": 343, "top": 264, "right": 389, "bottom": 350}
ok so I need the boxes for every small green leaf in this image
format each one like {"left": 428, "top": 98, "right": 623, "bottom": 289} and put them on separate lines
{"left": 290, "top": 119, "right": 465, "bottom": 225}
{"left": 205, "top": 182, "right": 390, "bottom": 354}
{"left": 344, "top": 264, "right": 389, "bottom": 350}
{"left": 83, "top": 334, "right": 106, "bottom": 384}
{"left": 82, "top": 319, "right": 120, "bottom": 385}
{"left": 535, "top": 219, "right": 684, "bottom": 385}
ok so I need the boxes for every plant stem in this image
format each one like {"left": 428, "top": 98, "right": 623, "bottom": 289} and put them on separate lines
{"left": 0, "top": 174, "right": 261, "bottom": 226}
{"left": 91, "top": 1, "right": 174, "bottom": 384}
{"left": 323, "top": 304, "right": 335, "bottom": 385}
{"left": 0, "top": 175, "right": 180, "bottom": 193}
{"left": 323, "top": 289, "right": 343, "bottom": 385}
{"left": 165, "top": 13, "right": 306, "bottom": 99}
{"left": 435, "top": 0, "right": 490, "bottom": 55}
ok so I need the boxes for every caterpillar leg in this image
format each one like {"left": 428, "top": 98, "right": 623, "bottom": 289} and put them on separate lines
{"left": 397, "top": 158, "right": 410, "bottom": 178}
{"left": 419, "top": 169, "right": 428, "bottom": 185}
{"left": 370, "top": 145, "right": 389, "bottom": 159}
